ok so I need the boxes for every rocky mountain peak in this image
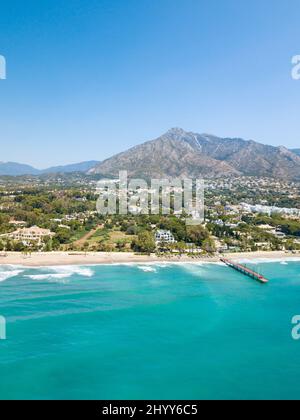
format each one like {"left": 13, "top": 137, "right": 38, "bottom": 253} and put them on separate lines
{"left": 90, "top": 129, "right": 300, "bottom": 180}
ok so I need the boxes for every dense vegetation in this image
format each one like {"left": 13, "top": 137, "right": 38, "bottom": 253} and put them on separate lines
{"left": 0, "top": 176, "right": 299, "bottom": 254}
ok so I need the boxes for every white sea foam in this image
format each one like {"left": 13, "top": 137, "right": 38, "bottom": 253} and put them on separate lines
{"left": 0, "top": 269, "right": 24, "bottom": 282}
{"left": 180, "top": 263, "right": 220, "bottom": 281}
{"left": 26, "top": 273, "right": 71, "bottom": 280}
{"left": 137, "top": 266, "right": 157, "bottom": 273}
{"left": 49, "top": 266, "right": 95, "bottom": 277}
{"left": 25, "top": 265, "right": 95, "bottom": 282}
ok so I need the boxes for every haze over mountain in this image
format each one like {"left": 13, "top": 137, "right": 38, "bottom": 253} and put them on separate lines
{"left": 1, "top": 129, "right": 300, "bottom": 179}
{"left": 90, "top": 128, "right": 300, "bottom": 180}
{"left": 0, "top": 162, "right": 40, "bottom": 176}
{"left": 0, "top": 161, "right": 99, "bottom": 176}
{"left": 40, "top": 161, "right": 99, "bottom": 175}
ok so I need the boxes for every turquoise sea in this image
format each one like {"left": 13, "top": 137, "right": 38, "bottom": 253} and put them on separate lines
{"left": 0, "top": 260, "right": 300, "bottom": 400}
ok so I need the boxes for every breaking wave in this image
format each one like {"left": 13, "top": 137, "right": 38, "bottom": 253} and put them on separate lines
{"left": 25, "top": 265, "right": 95, "bottom": 282}
{"left": 50, "top": 266, "right": 95, "bottom": 277}
{"left": 0, "top": 269, "right": 24, "bottom": 283}
{"left": 137, "top": 266, "right": 157, "bottom": 273}
{"left": 26, "top": 273, "right": 71, "bottom": 281}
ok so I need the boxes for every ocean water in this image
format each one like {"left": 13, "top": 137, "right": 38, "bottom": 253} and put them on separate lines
{"left": 0, "top": 260, "right": 300, "bottom": 400}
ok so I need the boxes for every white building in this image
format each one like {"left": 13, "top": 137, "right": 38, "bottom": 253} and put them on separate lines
{"left": 155, "top": 230, "right": 176, "bottom": 244}
{"left": 3, "top": 226, "right": 55, "bottom": 245}
{"left": 9, "top": 220, "right": 27, "bottom": 227}
{"left": 240, "top": 202, "right": 300, "bottom": 217}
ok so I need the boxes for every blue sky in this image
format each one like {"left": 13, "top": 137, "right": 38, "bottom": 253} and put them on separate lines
{"left": 0, "top": 0, "right": 299, "bottom": 167}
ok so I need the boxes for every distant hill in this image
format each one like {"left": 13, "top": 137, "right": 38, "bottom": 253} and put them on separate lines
{"left": 0, "top": 162, "right": 40, "bottom": 176}
{"left": 89, "top": 128, "right": 300, "bottom": 180}
{"left": 41, "top": 161, "right": 99, "bottom": 174}
{"left": 0, "top": 161, "right": 100, "bottom": 176}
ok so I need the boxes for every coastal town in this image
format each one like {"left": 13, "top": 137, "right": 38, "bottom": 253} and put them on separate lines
{"left": 1, "top": 0, "right": 300, "bottom": 402}
{"left": 0, "top": 175, "right": 299, "bottom": 258}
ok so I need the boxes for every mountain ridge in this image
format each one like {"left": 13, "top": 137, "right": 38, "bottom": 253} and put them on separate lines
{"left": 89, "top": 128, "right": 300, "bottom": 180}
{"left": 0, "top": 160, "right": 100, "bottom": 176}
{"left": 0, "top": 162, "right": 40, "bottom": 176}
{"left": 1, "top": 129, "right": 299, "bottom": 179}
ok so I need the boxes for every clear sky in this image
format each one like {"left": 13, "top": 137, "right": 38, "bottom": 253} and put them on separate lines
{"left": 0, "top": 0, "right": 299, "bottom": 168}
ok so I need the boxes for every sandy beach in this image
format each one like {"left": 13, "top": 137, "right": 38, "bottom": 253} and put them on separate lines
{"left": 0, "top": 250, "right": 299, "bottom": 267}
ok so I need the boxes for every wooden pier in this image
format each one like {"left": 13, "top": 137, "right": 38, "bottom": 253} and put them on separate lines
{"left": 220, "top": 258, "right": 268, "bottom": 284}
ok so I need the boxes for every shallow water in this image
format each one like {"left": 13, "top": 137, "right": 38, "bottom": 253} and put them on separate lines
{"left": 0, "top": 261, "right": 300, "bottom": 400}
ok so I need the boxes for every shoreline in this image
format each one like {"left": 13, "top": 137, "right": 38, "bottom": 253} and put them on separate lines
{"left": 0, "top": 251, "right": 299, "bottom": 267}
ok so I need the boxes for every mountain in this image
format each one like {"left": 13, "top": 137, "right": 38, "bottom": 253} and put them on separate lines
{"left": 89, "top": 128, "right": 238, "bottom": 179}
{"left": 0, "top": 161, "right": 100, "bottom": 176}
{"left": 0, "top": 162, "right": 40, "bottom": 176}
{"left": 42, "top": 161, "right": 99, "bottom": 174}
{"left": 1, "top": 130, "right": 299, "bottom": 179}
{"left": 89, "top": 128, "right": 300, "bottom": 180}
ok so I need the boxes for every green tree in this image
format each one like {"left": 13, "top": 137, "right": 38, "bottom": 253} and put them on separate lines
{"left": 132, "top": 231, "right": 156, "bottom": 254}
{"left": 186, "top": 225, "right": 209, "bottom": 246}
{"left": 176, "top": 241, "right": 186, "bottom": 255}
{"left": 55, "top": 228, "right": 72, "bottom": 244}
{"left": 44, "top": 237, "right": 53, "bottom": 252}
{"left": 202, "top": 238, "right": 216, "bottom": 253}
{"left": 116, "top": 239, "right": 126, "bottom": 251}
